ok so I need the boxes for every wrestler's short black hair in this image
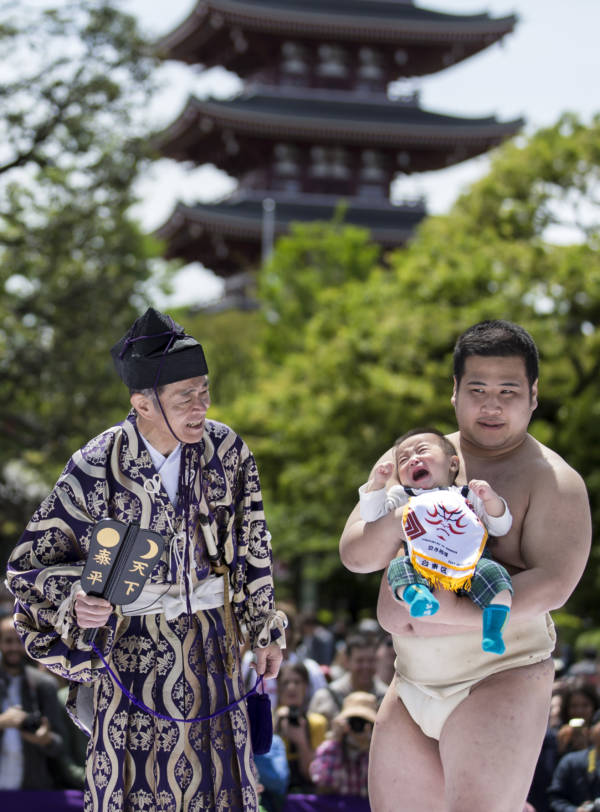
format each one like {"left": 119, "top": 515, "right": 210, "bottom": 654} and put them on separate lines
{"left": 453, "top": 320, "right": 539, "bottom": 390}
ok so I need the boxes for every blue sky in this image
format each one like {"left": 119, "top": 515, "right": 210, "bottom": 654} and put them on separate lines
{"left": 122, "top": 0, "right": 600, "bottom": 302}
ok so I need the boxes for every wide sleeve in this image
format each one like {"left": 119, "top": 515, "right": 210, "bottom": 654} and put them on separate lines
{"left": 230, "top": 447, "right": 287, "bottom": 651}
{"left": 6, "top": 443, "right": 122, "bottom": 683}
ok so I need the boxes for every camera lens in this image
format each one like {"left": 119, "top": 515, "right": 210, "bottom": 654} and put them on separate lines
{"left": 348, "top": 716, "right": 367, "bottom": 733}
{"left": 20, "top": 710, "right": 42, "bottom": 732}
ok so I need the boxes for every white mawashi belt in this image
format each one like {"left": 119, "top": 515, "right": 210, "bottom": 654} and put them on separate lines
{"left": 121, "top": 575, "right": 232, "bottom": 621}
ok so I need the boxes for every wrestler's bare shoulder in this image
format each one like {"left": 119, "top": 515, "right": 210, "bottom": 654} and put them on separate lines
{"left": 447, "top": 431, "right": 585, "bottom": 495}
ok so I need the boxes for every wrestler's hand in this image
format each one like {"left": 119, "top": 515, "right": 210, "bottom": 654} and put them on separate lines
{"left": 251, "top": 642, "right": 283, "bottom": 680}
{"left": 74, "top": 590, "right": 112, "bottom": 628}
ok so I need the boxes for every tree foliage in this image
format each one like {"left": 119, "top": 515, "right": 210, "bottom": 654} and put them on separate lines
{"left": 0, "top": 1, "right": 161, "bottom": 564}
{"left": 213, "top": 114, "right": 600, "bottom": 619}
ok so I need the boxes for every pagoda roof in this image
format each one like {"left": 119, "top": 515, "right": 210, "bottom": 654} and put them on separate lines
{"left": 158, "top": 1, "right": 517, "bottom": 74}
{"left": 156, "top": 89, "right": 523, "bottom": 173}
{"left": 160, "top": 1, "right": 517, "bottom": 53}
{"left": 154, "top": 192, "right": 426, "bottom": 274}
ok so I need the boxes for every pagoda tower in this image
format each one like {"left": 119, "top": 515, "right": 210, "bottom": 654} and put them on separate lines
{"left": 155, "top": 0, "right": 521, "bottom": 298}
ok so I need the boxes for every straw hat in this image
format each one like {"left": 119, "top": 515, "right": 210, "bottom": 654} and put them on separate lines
{"left": 338, "top": 691, "right": 377, "bottom": 724}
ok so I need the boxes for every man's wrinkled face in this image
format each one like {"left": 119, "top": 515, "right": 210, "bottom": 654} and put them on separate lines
{"left": 132, "top": 375, "right": 211, "bottom": 450}
{"left": 158, "top": 376, "right": 211, "bottom": 443}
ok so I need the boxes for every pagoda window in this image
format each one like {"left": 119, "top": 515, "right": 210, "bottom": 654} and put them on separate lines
{"left": 358, "top": 150, "right": 387, "bottom": 198}
{"left": 331, "top": 147, "right": 350, "bottom": 180}
{"left": 222, "top": 130, "right": 239, "bottom": 156}
{"left": 273, "top": 143, "right": 300, "bottom": 177}
{"left": 358, "top": 48, "right": 385, "bottom": 82}
{"left": 281, "top": 42, "right": 309, "bottom": 76}
{"left": 309, "top": 146, "right": 350, "bottom": 180}
{"left": 230, "top": 27, "right": 248, "bottom": 54}
{"left": 360, "top": 150, "right": 386, "bottom": 182}
{"left": 309, "top": 146, "right": 329, "bottom": 178}
{"left": 316, "top": 45, "right": 349, "bottom": 79}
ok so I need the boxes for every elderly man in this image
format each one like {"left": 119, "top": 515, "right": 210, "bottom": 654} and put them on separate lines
{"left": 7, "top": 307, "right": 286, "bottom": 811}
{"left": 340, "top": 320, "right": 591, "bottom": 812}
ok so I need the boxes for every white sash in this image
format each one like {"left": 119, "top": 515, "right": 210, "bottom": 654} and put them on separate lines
{"left": 121, "top": 574, "right": 232, "bottom": 620}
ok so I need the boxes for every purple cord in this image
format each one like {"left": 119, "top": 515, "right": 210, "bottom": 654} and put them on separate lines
{"left": 91, "top": 641, "right": 262, "bottom": 724}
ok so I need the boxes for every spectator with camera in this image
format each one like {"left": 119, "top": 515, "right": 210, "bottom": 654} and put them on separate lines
{"left": 0, "top": 614, "right": 68, "bottom": 789}
{"left": 309, "top": 691, "right": 375, "bottom": 798}
{"left": 548, "top": 710, "right": 600, "bottom": 811}
{"left": 274, "top": 661, "right": 328, "bottom": 793}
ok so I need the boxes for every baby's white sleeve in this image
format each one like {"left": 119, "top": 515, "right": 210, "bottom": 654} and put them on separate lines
{"left": 468, "top": 490, "right": 513, "bottom": 537}
{"left": 358, "top": 483, "right": 389, "bottom": 522}
{"left": 358, "top": 484, "right": 408, "bottom": 522}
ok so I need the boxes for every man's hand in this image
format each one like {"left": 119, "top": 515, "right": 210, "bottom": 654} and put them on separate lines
{"left": 21, "top": 715, "right": 53, "bottom": 748}
{"left": 275, "top": 706, "right": 308, "bottom": 746}
{"left": 0, "top": 706, "right": 27, "bottom": 731}
{"left": 250, "top": 642, "right": 283, "bottom": 679}
{"left": 330, "top": 715, "right": 350, "bottom": 742}
{"left": 74, "top": 590, "right": 112, "bottom": 628}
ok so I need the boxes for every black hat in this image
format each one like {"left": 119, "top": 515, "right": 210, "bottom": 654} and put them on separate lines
{"left": 111, "top": 308, "right": 208, "bottom": 390}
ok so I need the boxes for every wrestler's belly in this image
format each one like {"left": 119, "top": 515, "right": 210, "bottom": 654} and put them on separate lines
{"left": 377, "top": 574, "right": 484, "bottom": 638}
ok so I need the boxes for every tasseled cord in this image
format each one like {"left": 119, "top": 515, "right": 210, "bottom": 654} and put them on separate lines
{"left": 211, "top": 562, "right": 235, "bottom": 678}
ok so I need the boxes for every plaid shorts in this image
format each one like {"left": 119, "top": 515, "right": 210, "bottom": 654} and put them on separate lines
{"left": 387, "top": 552, "right": 513, "bottom": 610}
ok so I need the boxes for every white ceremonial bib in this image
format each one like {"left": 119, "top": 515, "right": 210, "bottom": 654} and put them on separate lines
{"left": 401, "top": 489, "right": 487, "bottom": 591}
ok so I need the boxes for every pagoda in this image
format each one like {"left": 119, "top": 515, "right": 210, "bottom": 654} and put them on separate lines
{"left": 155, "top": 0, "right": 521, "bottom": 293}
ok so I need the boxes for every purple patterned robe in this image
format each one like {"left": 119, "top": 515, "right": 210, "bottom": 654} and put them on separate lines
{"left": 7, "top": 413, "right": 284, "bottom": 811}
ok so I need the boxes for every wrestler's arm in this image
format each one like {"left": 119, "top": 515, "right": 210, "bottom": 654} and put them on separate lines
{"left": 505, "top": 461, "right": 591, "bottom": 619}
{"left": 339, "top": 447, "right": 403, "bottom": 573}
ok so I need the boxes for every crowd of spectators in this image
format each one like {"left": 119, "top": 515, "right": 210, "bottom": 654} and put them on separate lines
{"left": 3, "top": 584, "right": 600, "bottom": 812}
{"left": 250, "top": 607, "right": 600, "bottom": 812}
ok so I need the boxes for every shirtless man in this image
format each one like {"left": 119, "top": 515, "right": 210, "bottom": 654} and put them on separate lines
{"left": 340, "top": 320, "right": 592, "bottom": 812}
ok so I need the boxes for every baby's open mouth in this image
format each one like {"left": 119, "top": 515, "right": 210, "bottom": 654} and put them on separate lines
{"left": 413, "top": 468, "right": 429, "bottom": 482}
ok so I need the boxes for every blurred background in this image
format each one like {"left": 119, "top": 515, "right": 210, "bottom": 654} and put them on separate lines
{"left": 1, "top": 0, "right": 599, "bottom": 656}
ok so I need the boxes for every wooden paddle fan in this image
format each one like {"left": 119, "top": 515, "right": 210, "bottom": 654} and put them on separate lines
{"left": 81, "top": 518, "right": 165, "bottom": 643}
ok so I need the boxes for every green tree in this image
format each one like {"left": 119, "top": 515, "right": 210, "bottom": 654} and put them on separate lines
{"left": 216, "top": 115, "right": 600, "bottom": 619}
{"left": 0, "top": 1, "right": 161, "bottom": 565}
{"left": 257, "top": 217, "right": 381, "bottom": 360}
